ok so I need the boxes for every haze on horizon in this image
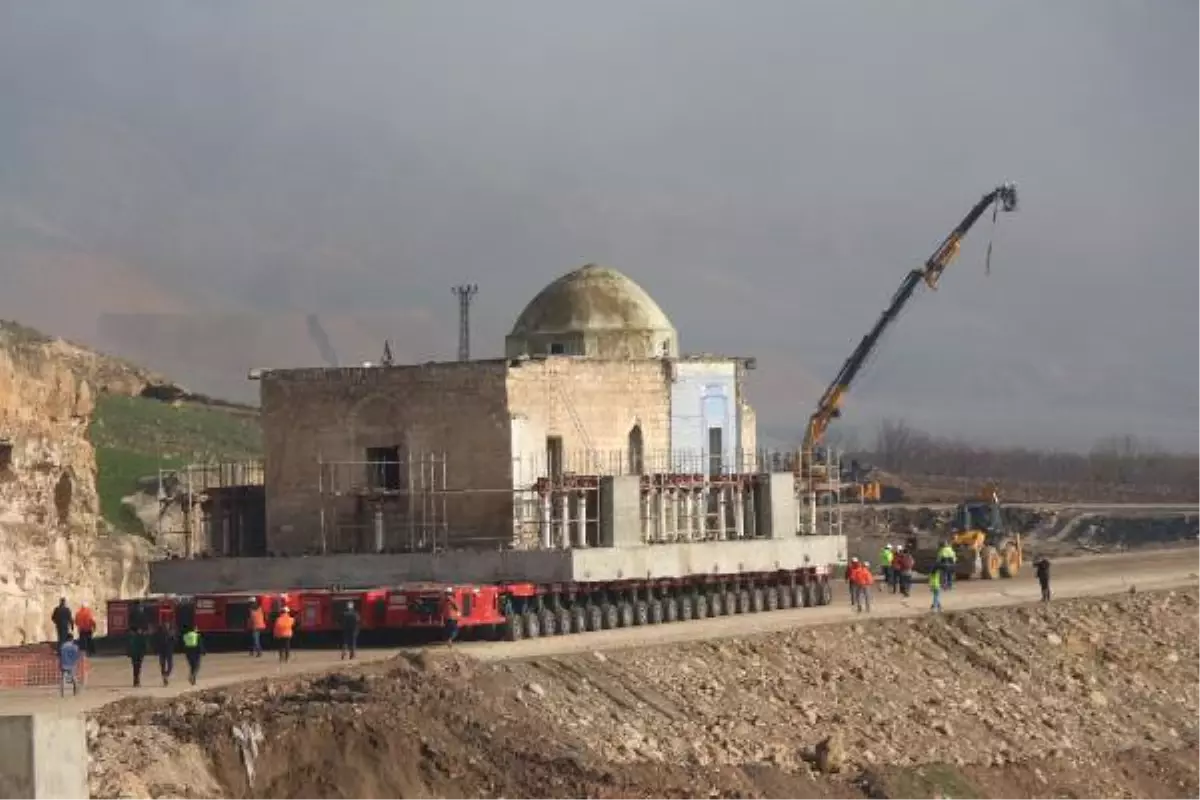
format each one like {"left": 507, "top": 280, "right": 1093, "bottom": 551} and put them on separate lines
{"left": 0, "top": 1, "right": 1196, "bottom": 453}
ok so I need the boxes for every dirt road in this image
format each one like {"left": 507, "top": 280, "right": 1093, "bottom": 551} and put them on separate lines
{"left": 5, "top": 547, "right": 1195, "bottom": 717}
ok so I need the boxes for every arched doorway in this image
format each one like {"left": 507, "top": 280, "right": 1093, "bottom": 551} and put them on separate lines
{"left": 627, "top": 425, "right": 644, "bottom": 474}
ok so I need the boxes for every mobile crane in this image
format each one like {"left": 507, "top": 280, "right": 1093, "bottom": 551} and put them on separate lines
{"left": 797, "top": 182, "right": 1019, "bottom": 519}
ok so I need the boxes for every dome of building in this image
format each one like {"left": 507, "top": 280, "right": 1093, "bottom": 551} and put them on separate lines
{"left": 505, "top": 264, "right": 678, "bottom": 359}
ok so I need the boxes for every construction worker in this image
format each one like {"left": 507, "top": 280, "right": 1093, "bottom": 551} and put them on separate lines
{"left": 274, "top": 606, "right": 295, "bottom": 663}
{"left": 845, "top": 558, "right": 861, "bottom": 607}
{"left": 893, "top": 546, "right": 915, "bottom": 597}
{"left": 182, "top": 625, "right": 205, "bottom": 685}
{"left": 247, "top": 598, "right": 266, "bottom": 658}
{"left": 75, "top": 602, "right": 97, "bottom": 656}
{"left": 1034, "top": 556, "right": 1052, "bottom": 602}
{"left": 441, "top": 588, "right": 460, "bottom": 647}
{"left": 929, "top": 567, "right": 943, "bottom": 612}
{"left": 127, "top": 625, "right": 149, "bottom": 688}
{"left": 51, "top": 598, "right": 74, "bottom": 652}
{"left": 879, "top": 544, "right": 895, "bottom": 592}
{"left": 58, "top": 633, "right": 82, "bottom": 697}
{"left": 849, "top": 561, "right": 878, "bottom": 618}
{"left": 152, "top": 621, "right": 175, "bottom": 687}
{"left": 340, "top": 601, "right": 360, "bottom": 661}
{"left": 936, "top": 541, "right": 957, "bottom": 591}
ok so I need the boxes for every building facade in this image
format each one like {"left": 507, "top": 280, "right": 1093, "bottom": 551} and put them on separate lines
{"left": 259, "top": 264, "right": 757, "bottom": 555}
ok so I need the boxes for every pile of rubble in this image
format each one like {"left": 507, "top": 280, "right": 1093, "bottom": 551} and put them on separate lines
{"left": 89, "top": 589, "right": 1199, "bottom": 799}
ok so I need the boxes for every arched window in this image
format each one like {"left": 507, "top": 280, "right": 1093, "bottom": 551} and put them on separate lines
{"left": 627, "top": 425, "right": 644, "bottom": 474}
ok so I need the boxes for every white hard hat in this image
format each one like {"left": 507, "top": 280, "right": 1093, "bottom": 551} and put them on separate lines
{"left": 864, "top": 561, "right": 871, "bottom": 567}
{"left": 885, "top": 544, "right": 893, "bottom": 550}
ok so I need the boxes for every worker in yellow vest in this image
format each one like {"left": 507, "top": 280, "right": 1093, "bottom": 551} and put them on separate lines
{"left": 879, "top": 544, "right": 896, "bottom": 592}
{"left": 936, "top": 541, "right": 957, "bottom": 590}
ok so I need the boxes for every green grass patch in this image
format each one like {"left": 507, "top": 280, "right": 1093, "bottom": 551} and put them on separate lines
{"left": 88, "top": 394, "right": 262, "bottom": 533}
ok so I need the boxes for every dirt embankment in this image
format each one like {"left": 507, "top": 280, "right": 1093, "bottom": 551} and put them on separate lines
{"left": 90, "top": 588, "right": 1199, "bottom": 799}
{"left": 843, "top": 506, "right": 1198, "bottom": 563}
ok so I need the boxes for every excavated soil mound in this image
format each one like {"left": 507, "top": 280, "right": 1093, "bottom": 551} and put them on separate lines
{"left": 90, "top": 589, "right": 1199, "bottom": 799}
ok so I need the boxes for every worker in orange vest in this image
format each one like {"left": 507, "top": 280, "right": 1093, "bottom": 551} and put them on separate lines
{"left": 273, "top": 606, "right": 295, "bottom": 663}
{"left": 440, "top": 589, "right": 460, "bottom": 648}
{"left": 247, "top": 599, "right": 266, "bottom": 658}
{"left": 75, "top": 603, "right": 97, "bottom": 656}
{"left": 849, "top": 561, "right": 875, "bottom": 613}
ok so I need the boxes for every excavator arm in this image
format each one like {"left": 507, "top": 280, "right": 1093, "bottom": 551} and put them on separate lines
{"left": 801, "top": 182, "right": 1018, "bottom": 462}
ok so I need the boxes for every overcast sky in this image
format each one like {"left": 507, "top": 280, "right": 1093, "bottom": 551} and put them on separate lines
{"left": 0, "top": 1, "right": 1196, "bottom": 452}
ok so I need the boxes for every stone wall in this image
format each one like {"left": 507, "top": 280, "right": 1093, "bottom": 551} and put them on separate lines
{"left": 506, "top": 357, "right": 673, "bottom": 474}
{"left": 260, "top": 362, "right": 513, "bottom": 554}
{"left": 0, "top": 328, "right": 155, "bottom": 646}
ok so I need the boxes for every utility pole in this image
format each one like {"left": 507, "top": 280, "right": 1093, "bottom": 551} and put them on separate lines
{"left": 451, "top": 284, "right": 478, "bottom": 361}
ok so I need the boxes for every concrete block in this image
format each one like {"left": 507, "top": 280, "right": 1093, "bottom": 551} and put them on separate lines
{"left": 755, "top": 472, "right": 797, "bottom": 539}
{"left": 149, "top": 535, "right": 848, "bottom": 592}
{"left": 0, "top": 714, "right": 88, "bottom": 799}
{"left": 599, "top": 475, "right": 642, "bottom": 548}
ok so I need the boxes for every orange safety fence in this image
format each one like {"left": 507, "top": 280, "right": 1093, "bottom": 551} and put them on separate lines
{"left": 0, "top": 643, "right": 92, "bottom": 689}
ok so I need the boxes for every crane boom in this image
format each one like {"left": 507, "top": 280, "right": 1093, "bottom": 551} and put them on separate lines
{"left": 801, "top": 182, "right": 1018, "bottom": 462}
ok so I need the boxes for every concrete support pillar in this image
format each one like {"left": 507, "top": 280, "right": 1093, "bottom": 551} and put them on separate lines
{"left": 656, "top": 487, "right": 667, "bottom": 543}
{"left": 599, "top": 475, "right": 642, "bottom": 547}
{"left": 0, "top": 714, "right": 88, "bottom": 799}
{"left": 734, "top": 485, "right": 745, "bottom": 539}
{"left": 373, "top": 507, "right": 385, "bottom": 553}
{"left": 556, "top": 491, "right": 569, "bottom": 548}
{"left": 716, "top": 486, "right": 727, "bottom": 540}
{"left": 575, "top": 490, "right": 588, "bottom": 548}
{"left": 745, "top": 482, "right": 757, "bottom": 538}
{"left": 755, "top": 472, "right": 798, "bottom": 539}
{"left": 540, "top": 492, "right": 552, "bottom": 549}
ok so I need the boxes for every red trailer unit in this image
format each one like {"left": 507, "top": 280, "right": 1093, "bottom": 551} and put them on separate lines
{"left": 296, "top": 588, "right": 389, "bottom": 632}
{"left": 383, "top": 583, "right": 529, "bottom": 633}
{"left": 106, "top": 596, "right": 177, "bottom": 636}
{"left": 187, "top": 591, "right": 297, "bottom": 635}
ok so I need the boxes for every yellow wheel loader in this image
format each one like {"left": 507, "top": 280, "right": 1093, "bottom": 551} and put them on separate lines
{"left": 916, "top": 486, "right": 1023, "bottom": 580}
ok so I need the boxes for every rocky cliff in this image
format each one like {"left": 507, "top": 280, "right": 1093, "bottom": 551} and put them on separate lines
{"left": 0, "top": 321, "right": 158, "bottom": 646}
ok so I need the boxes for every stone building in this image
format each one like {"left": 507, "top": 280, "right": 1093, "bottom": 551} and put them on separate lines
{"left": 258, "top": 264, "right": 758, "bottom": 555}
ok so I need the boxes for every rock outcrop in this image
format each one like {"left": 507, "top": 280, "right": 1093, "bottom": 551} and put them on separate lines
{"left": 0, "top": 321, "right": 157, "bottom": 645}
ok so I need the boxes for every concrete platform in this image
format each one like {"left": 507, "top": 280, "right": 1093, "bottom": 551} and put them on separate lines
{"left": 0, "top": 714, "right": 88, "bottom": 799}
{"left": 150, "top": 536, "right": 848, "bottom": 593}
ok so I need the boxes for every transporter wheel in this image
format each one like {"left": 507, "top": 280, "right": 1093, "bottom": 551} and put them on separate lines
{"left": 819, "top": 578, "right": 833, "bottom": 606}
{"left": 649, "top": 599, "right": 664, "bottom": 624}
{"left": 801, "top": 581, "right": 815, "bottom": 607}
{"left": 777, "top": 585, "right": 793, "bottom": 609}
{"left": 679, "top": 595, "right": 694, "bottom": 621}
{"left": 634, "top": 601, "right": 649, "bottom": 626}
{"left": 694, "top": 593, "right": 711, "bottom": 618}
{"left": 765, "top": 586, "right": 780, "bottom": 612}
{"left": 570, "top": 607, "right": 587, "bottom": 634}
{"left": 586, "top": 605, "right": 604, "bottom": 632}
{"left": 618, "top": 601, "right": 635, "bottom": 628}
{"left": 751, "top": 587, "right": 765, "bottom": 613}
{"left": 737, "top": 589, "right": 751, "bottom": 614}
{"left": 602, "top": 604, "right": 620, "bottom": 630}
{"left": 522, "top": 611, "right": 541, "bottom": 639}
{"left": 664, "top": 597, "right": 679, "bottom": 623}
{"left": 792, "top": 583, "right": 805, "bottom": 607}
{"left": 503, "top": 616, "right": 523, "bottom": 642}
{"left": 723, "top": 591, "right": 737, "bottom": 616}
{"left": 710, "top": 592, "right": 726, "bottom": 616}
{"left": 555, "top": 609, "right": 572, "bottom": 636}
{"left": 539, "top": 609, "right": 557, "bottom": 637}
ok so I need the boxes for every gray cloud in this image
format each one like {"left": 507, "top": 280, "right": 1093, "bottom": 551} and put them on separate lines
{"left": 0, "top": 0, "right": 1195, "bottom": 451}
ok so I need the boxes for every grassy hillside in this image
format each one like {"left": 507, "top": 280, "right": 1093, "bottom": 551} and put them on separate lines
{"left": 88, "top": 394, "right": 262, "bottom": 533}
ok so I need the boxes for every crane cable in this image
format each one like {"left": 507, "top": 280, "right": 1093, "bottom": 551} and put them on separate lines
{"left": 984, "top": 197, "right": 1001, "bottom": 276}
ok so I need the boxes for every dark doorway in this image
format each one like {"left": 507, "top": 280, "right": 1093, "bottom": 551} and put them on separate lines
{"left": 628, "top": 425, "right": 644, "bottom": 474}
{"left": 546, "top": 436, "right": 564, "bottom": 479}
{"left": 366, "top": 446, "right": 401, "bottom": 490}
{"left": 707, "top": 427, "right": 723, "bottom": 477}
